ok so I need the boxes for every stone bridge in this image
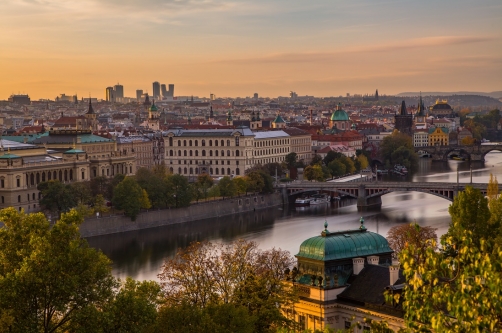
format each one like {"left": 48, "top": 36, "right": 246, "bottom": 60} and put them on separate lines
{"left": 415, "top": 144, "right": 502, "bottom": 161}
{"left": 279, "top": 181, "right": 488, "bottom": 211}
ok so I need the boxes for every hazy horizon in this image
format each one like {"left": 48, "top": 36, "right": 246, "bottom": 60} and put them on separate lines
{"left": 1, "top": 0, "right": 501, "bottom": 100}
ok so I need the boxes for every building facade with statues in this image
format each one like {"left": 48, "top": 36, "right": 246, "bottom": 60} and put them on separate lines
{"left": 285, "top": 219, "right": 406, "bottom": 332}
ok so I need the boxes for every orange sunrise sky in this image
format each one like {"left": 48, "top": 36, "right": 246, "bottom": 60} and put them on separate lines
{"left": 1, "top": 0, "right": 501, "bottom": 100}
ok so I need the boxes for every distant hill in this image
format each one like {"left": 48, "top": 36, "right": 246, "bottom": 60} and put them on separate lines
{"left": 397, "top": 91, "right": 502, "bottom": 99}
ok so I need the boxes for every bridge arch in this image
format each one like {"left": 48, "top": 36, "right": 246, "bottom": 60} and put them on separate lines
{"left": 440, "top": 147, "right": 472, "bottom": 161}
{"left": 366, "top": 188, "right": 455, "bottom": 202}
{"left": 481, "top": 147, "right": 502, "bottom": 161}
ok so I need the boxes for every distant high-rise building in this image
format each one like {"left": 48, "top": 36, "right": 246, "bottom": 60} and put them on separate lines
{"left": 8, "top": 94, "right": 30, "bottom": 105}
{"left": 254, "top": 93, "right": 258, "bottom": 99}
{"left": 136, "top": 90, "right": 143, "bottom": 102}
{"left": 152, "top": 82, "right": 161, "bottom": 100}
{"left": 210, "top": 93, "right": 215, "bottom": 101}
{"left": 161, "top": 84, "right": 167, "bottom": 98}
{"left": 105, "top": 87, "right": 115, "bottom": 102}
{"left": 168, "top": 84, "right": 174, "bottom": 98}
{"left": 114, "top": 84, "right": 124, "bottom": 99}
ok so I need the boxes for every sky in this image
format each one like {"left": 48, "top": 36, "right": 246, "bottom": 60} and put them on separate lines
{"left": 0, "top": 0, "right": 501, "bottom": 100}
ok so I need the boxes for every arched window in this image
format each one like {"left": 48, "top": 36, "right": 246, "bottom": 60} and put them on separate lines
{"left": 42, "top": 173, "right": 46, "bottom": 182}
{"left": 221, "top": 150, "right": 224, "bottom": 156}
{"left": 235, "top": 136, "right": 239, "bottom": 146}
{"left": 227, "top": 140, "right": 230, "bottom": 146}
{"left": 202, "top": 140, "right": 205, "bottom": 146}
{"left": 32, "top": 193, "right": 35, "bottom": 200}
{"left": 209, "top": 140, "right": 212, "bottom": 146}
{"left": 195, "top": 168, "right": 199, "bottom": 174}
{"left": 227, "top": 150, "right": 230, "bottom": 156}
{"left": 184, "top": 150, "right": 187, "bottom": 156}
{"left": 210, "top": 168, "right": 213, "bottom": 174}
{"left": 178, "top": 150, "right": 182, "bottom": 156}
{"left": 202, "top": 150, "right": 206, "bottom": 157}
{"left": 184, "top": 167, "right": 187, "bottom": 174}
{"left": 183, "top": 140, "right": 187, "bottom": 146}
{"left": 236, "top": 150, "right": 240, "bottom": 157}
{"left": 190, "top": 167, "right": 193, "bottom": 174}
{"left": 195, "top": 150, "right": 199, "bottom": 157}
{"left": 215, "top": 168, "right": 219, "bottom": 175}
{"left": 178, "top": 140, "right": 181, "bottom": 146}
{"left": 30, "top": 174, "right": 34, "bottom": 186}
{"left": 189, "top": 140, "right": 192, "bottom": 146}
{"left": 236, "top": 168, "right": 240, "bottom": 175}
{"left": 195, "top": 140, "right": 198, "bottom": 146}
{"left": 178, "top": 167, "right": 182, "bottom": 174}
{"left": 227, "top": 168, "right": 231, "bottom": 175}
{"left": 221, "top": 140, "right": 224, "bottom": 146}
{"left": 215, "top": 140, "right": 218, "bottom": 147}
{"left": 169, "top": 167, "right": 174, "bottom": 173}
{"left": 190, "top": 150, "right": 193, "bottom": 156}
{"left": 18, "top": 195, "right": 21, "bottom": 203}
{"left": 170, "top": 150, "right": 174, "bottom": 156}
{"left": 59, "top": 170, "right": 62, "bottom": 181}
{"left": 169, "top": 137, "right": 173, "bottom": 146}
{"left": 209, "top": 150, "right": 213, "bottom": 157}
{"left": 221, "top": 168, "right": 224, "bottom": 175}
{"left": 215, "top": 150, "right": 218, "bottom": 156}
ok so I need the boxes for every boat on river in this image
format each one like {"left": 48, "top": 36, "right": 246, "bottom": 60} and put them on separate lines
{"left": 309, "top": 193, "right": 331, "bottom": 205}
{"left": 295, "top": 197, "right": 312, "bottom": 206}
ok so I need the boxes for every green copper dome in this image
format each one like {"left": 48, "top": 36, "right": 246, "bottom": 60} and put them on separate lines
{"left": 273, "top": 114, "right": 285, "bottom": 123}
{"left": 296, "top": 220, "right": 392, "bottom": 261}
{"left": 0, "top": 152, "right": 21, "bottom": 159}
{"left": 330, "top": 109, "right": 349, "bottom": 121}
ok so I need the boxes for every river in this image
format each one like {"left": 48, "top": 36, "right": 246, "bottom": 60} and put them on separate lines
{"left": 87, "top": 151, "right": 502, "bottom": 281}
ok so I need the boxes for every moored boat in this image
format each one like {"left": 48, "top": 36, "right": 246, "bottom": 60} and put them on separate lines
{"left": 295, "top": 197, "right": 312, "bottom": 207}
{"left": 309, "top": 194, "right": 331, "bottom": 205}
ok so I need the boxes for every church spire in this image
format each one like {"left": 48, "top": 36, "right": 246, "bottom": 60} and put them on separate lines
{"left": 399, "top": 100, "right": 407, "bottom": 115}
{"left": 86, "top": 98, "right": 95, "bottom": 115}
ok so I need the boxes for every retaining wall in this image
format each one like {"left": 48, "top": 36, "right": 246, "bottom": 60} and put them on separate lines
{"left": 80, "top": 193, "right": 283, "bottom": 238}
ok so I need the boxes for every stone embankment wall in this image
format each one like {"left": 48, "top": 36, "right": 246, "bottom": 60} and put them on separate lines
{"left": 80, "top": 193, "right": 283, "bottom": 238}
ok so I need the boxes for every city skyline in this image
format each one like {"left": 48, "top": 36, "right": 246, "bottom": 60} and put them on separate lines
{"left": 1, "top": 0, "right": 501, "bottom": 100}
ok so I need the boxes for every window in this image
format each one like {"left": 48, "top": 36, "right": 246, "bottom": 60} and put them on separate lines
{"left": 221, "top": 140, "right": 224, "bottom": 146}
{"left": 215, "top": 140, "right": 218, "bottom": 146}
{"left": 195, "top": 140, "right": 198, "bottom": 146}
{"left": 1, "top": 196, "right": 3, "bottom": 204}
{"left": 227, "top": 150, "right": 230, "bottom": 157}
{"left": 221, "top": 150, "right": 224, "bottom": 156}
{"left": 236, "top": 150, "right": 240, "bottom": 157}
{"left": 169, "top": 137, "right": 173, "bottom": 146}
{"left": 215, "top": 150, "right": 218, "bottom": 156}
{"left": 221, "top": 168, "right": 224, "bottom": 175}
{"left": 227, "top": 140, "right": 230, "bottom": 146}
{"left": 17, "top": 195, "right": 21, "bottom": 203}
{"left": 209, "top": 140, "right": 212, "bottom": 146}
{"left": 17, "top": 178, "right": 20, "bottom": 187}
{"left": 189, "top": 140, "right": 192, "bottom": 146}
{"left": 209, "top": 150, "right": 213, "bottom": 157}
{"left": 215, "top": 168, "right": 219, "bottom": 175}
{"left": 236, "top": 168, "right": 240, "bottom": 175}
{"left": 190, "top": 150, "right": 193, "bottom": 156}
{"left": 183, "top": 140, "right": 186, "bottom": 146}
{"left": 184, "top": 167, "right": 187, "bottom": 174}
{"left": 202, "top": 150, "right": 206, "bottom": 157}
{"left": 184, "top": 150, "right": 187, "bottom": 156}
{"left": 32, "top": 193, "right": 35, "bottom": 200}
{"left": 170, "top": 150, "right": 173, "bottom": 156}
{"left": 235, "top": 136, "right": 239, "bottom": 146}
{"left": 202, "top": 140, "right": 205, "bottom": 146}
{"left": 178, "top": 150, "right": 182, "bottom": 156}
{"left": 0, "top": 178, "right": 3, "bottom": 188}
{"left": 227, "top": 168, "right": 231, "bottom": 175}
{"left": 195, "top": 150, "right": 199, "bottom": 157}
{"left": 82, "top": 171, "right": 85, "bottom": 180}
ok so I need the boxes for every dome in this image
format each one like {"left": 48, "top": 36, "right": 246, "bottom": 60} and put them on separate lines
{"left": 149, "top": 101, "right": 158, "bottom": 112}
{"left": 330, "top": 109, "right": 349, "bottom": 121}
{"left": 273, "top": 114, "right": 285, "bottom": 123}
{"left": 296, "top": 220, "right": 393, "bottom": 261}
{"left": 0, "top": 152, "right": 20, "bottom": 159}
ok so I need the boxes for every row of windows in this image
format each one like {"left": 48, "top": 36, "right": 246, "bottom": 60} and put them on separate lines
{"left": 173, "top": 167, "right": 240, "bottom": 176}
{"left": 254, "top": 147, "right": 288, "bottom": 156}
{"left": 171, "top": 160, "right": 237, "bottom": 166}
{"left": 169, "top": 138, "right": 238, "bottom": 147}
{"left": 168, "top": 150, "right": 241, "bottom": 157}
{"left": 254, "top": 139, "right": 289, "bottom": 147}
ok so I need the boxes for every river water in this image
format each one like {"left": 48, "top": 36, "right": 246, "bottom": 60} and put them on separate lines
{"left": 87, "top": 151, "right": 502, "bottom": 281}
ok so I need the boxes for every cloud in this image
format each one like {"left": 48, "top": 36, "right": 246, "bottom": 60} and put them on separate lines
{"left": 212, "top": 36, "right": 496, "bottom": 65}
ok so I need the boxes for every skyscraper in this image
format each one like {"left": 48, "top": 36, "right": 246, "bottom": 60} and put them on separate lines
{"left": 152, "top": 82, "right": 161, "bottom": 100}
{"left": 168, "top": 84, "right": 174, "bottom": 98}
{"left": 105, "top": 87, "right": 115, "bottom": 102}
{"left": 161, "top": 84, "right": 167, "bottom": 98}
{"left": 114, "top": 84, "right": 124, "bottom": 99}
{"left": 136, "top": 90, "right": 143, "bottom": 102}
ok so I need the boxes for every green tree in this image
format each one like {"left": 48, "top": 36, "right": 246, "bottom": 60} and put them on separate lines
{"left": 339, "top": 155, "right": 356, "bottom": 174}
{"left": 309, "top": 154, "right": 323, "bottom": 166}
{"left": 93, "top": 194, "right": 109, "bottom": 216}
{"left": 379, "top": 131, "right": 418, "bottom": 170}
{"left": 69, "top": 181, "right": 92, "bottom": 205}
{"left": 90, "top": 176, "right": 109, "bottom": 198}
{"left": 112, "top": 177, "right": 143, "bottom": 221}
{"left": 284, "top": 152, "right": 298, "bottom": 170}
{"left": 328, "top": 160, "right": 346, "bottom": 178}
{"left": 303, "top": 165, "right": 324, "bottom": 182}
{"left": 140, "top": 189, "right": 152, "bottom": 210}
{"left": 233, "top": 177, "right": 247, "bottom": 195}
{"left": 323, "top": 151, "right": 343, "bottom": 166}
{"left": 400, "top": 187, "right": 502, "bottom": 332}
{"left": 165, "top": 174, "right": 192, "bottom": 208}
{"left": 37, "top": 180, "right": 77, "bottom": 217}
{"left": 207, "top": 185, "right": 221, "bottom": 199}
{"left": 246, "top": 172, "right": 265, "bottom": 193}
{"left": 196, "top": 173, "right": 214, "bottom": 200}
{"left": 0, "top": 208, "right": 116, "bottom": 333}
{"left": 219, "top": 176, "right": 236, "bottom": 198}
{"left": 356, "top": 154, "right": 369, "bottom": 170}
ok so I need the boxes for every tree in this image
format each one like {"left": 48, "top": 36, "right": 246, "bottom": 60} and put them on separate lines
{"left": 460, "top": 136, "right": 475, "bottom": 146}
{"left": 112, "top": 177, "right": 143, "bottom": 221}
{"left": 37, "top": 180, "right": 77, "bottom": 217}
{"left": 400, "top": 187, "right": 502, "bottom": 332}
{"left": 339, "top": 155, "right": 356, "bottom": 174}
{"left": 93, "top": 194, "right": 109, "bottom": 216}
{"left": 165, "top": 174, "right": 192, "bottom": 208}
{"left": 328, "top": 160, "right": 346, "bottom": 178}
{"left": 0, "top": 208, "right": 116, "bottom": 333}
{"left": 90, "top": 176, "right": 109, "bottom": 198}
{"left": 158, "top": 240, "right": 296, "bottom": 332}
{"left": 218, "top": 176, "right": 236, "bottom": 198}
{"left": 207, "top": 185, "right": 221, "bottom": 199}
{"left": 323, "top": 151, "right": 343, "bottom": 166}
{"left": 303, "top": 165, "right": 324, "bottom": 181}
{"left": 356, "top": 154, "right": 369, "bottom": 171}
{"left": 196, "top": 174, "right": 214, "bottom": 200}
{"left": 309, "top": 154, "right": 323, "bottom": 166}
{"left": 379, "top": 131, "right": 418, "bottom": 170}
{"left": 140, "top": 189, "right": 152, "bottom": 210}
{"left": 246, "top": 172, "right": 265, "bottom": 193}
{"left": 386, "top": 222, "right": 437, "bottom": 262}
{"left": 233, "top": 177, "right": 247, "bottom": 195}
{"left": 263, "top": 163, "right": 285, "bottom": 179}
{"left": 284, "top": 152, "right": 298, "bottom": 170}
{"left": 69, "top": 181, "right": 92, "bottom": 205}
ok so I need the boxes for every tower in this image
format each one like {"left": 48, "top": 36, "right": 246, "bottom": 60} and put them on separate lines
{"left": 272, "top": 112, "right": 286, "bottom": 129}
{"left": 375, "top": 89, "right": 379, "bottom": 100}
{"left": 114, "top": 83, "right": 124, "bottom": 99}
{"left": 415, "top": 93, "right": 427, "bottom": 127}
{"left": 208, "top": 105, "right": 215, "bottom": 122}
{"left": 152, "top": 82, "right": 161, "bottom": 100}
{"left": 85, "top": 99, "right": 98, "bottom": 131}
{"left": 329, "top": 103, "right": 350, "bottom": 130}
{"left": 394, "top": 100, "right": 413, "bottom": 135}
{"left": 226, "top": 110, "right": 233, "bottom": 126}
{"left": 161, "top": 84, "right": 167, "bottom": 98}
{"left": 105, "top": 87, "right": 115, "bottom": 102}
{"left": 147, "top": 100, "right": 160, "bottom": 131}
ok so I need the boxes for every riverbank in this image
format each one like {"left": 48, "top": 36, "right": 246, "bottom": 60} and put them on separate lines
{"left": 80, "top": 192, "right": 283, "bottom": 237}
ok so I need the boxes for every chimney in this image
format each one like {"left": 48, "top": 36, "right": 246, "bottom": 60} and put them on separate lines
{"left": 76, "top": 136, "right": 82, "bottom": 144}
{"left": 389, "top": 261, "right": 400, "bottom": 285}
{"left": 367, "top": 255, "right": 379, "bottom": 265}
{"left": 352, "top": 257, "right": 364, "bottom": 275}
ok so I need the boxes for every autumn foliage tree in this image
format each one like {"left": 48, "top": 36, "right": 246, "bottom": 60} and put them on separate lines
{"left": 386, "top": 222, "right": 437, "bottom": 261}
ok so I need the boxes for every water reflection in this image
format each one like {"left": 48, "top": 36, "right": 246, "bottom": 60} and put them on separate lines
{"left": 88, "top": 152, "right": 502, "bottom": 281}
